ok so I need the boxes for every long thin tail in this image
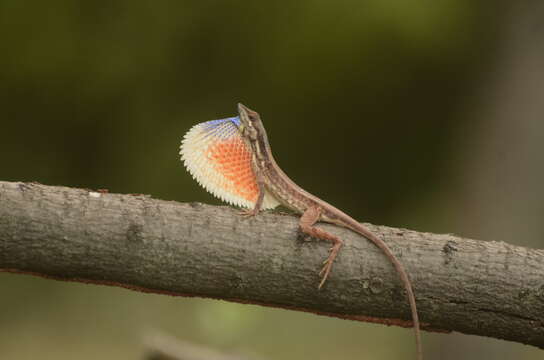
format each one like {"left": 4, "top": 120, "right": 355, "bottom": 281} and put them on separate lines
{"left": 346, "top": 219, "right": 422, "bottom": 360}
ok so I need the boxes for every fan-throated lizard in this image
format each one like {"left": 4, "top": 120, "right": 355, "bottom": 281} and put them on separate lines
{"left": 180, "top": 103, "right": 422, "bottom": 360}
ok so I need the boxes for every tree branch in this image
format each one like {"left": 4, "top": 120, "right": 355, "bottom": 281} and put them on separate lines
{"left": 1, "top": 181, "right": 543, "bottom": 348}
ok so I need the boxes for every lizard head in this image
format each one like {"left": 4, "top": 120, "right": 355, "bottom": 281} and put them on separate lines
{"left": 237, "top": 103, "right": 264, "bottom": 141}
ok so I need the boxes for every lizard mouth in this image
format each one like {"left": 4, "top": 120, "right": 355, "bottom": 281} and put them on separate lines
{"left": 237, "top": 102, "right": 248, "bottom": 113}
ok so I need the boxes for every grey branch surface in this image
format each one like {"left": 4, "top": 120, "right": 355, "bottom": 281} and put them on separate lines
{"left": 1, "top": 181, "right": 544, "bottom": 349}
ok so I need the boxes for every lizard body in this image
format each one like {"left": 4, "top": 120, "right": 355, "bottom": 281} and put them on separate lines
{"left": 180, "top": 103, "right": 422, "bottom": 360}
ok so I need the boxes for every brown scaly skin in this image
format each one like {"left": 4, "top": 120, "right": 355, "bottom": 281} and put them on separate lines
{"left": 237, "top": 103, "right": 422, "bottom": 360}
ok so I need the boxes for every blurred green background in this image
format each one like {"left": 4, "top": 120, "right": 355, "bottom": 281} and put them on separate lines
{"left": 1, "top": 1, "right": 543, "bottom": 359}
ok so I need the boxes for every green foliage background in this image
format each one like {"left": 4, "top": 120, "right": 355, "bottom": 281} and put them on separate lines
{"left": 1, "top": 1, "right": 540, "bottom": 359}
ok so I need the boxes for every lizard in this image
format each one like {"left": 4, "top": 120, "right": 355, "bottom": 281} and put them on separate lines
{"left": 180, "top": 103, "right": 422, "bottom": 360}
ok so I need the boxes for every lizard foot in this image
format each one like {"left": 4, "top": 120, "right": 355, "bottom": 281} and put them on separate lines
{"left": 239, "top": 208, "right": 258, "bottom": 218}
{"left": 318, "top": 244, "right": 342, "bottom": 289}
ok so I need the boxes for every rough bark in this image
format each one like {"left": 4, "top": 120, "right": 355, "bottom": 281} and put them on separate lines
{"left": 0, "top": 181, "right": 543, "bottom": 348}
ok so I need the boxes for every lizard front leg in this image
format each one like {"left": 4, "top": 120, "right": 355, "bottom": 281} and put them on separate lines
{"left": 240, "top": 173, "right": 265, "bottom": 217}
{"left": 299, "top": 206, "right": 344, "bottom": 289}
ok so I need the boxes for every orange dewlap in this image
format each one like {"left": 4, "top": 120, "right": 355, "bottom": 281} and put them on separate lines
{"left": 181, "top": 117, "right": 280, "bottom": 210}
{"left": 206, "top": 137, "right": 259, "bottom": 202}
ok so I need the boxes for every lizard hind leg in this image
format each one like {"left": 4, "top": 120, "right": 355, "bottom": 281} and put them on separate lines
{"left": 299, "top": 206, "right": 344, "bottom": 290}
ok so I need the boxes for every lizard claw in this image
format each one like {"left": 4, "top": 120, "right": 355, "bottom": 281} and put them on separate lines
{"left": 318, "top": 261, "right": 334, "bottom": 289}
